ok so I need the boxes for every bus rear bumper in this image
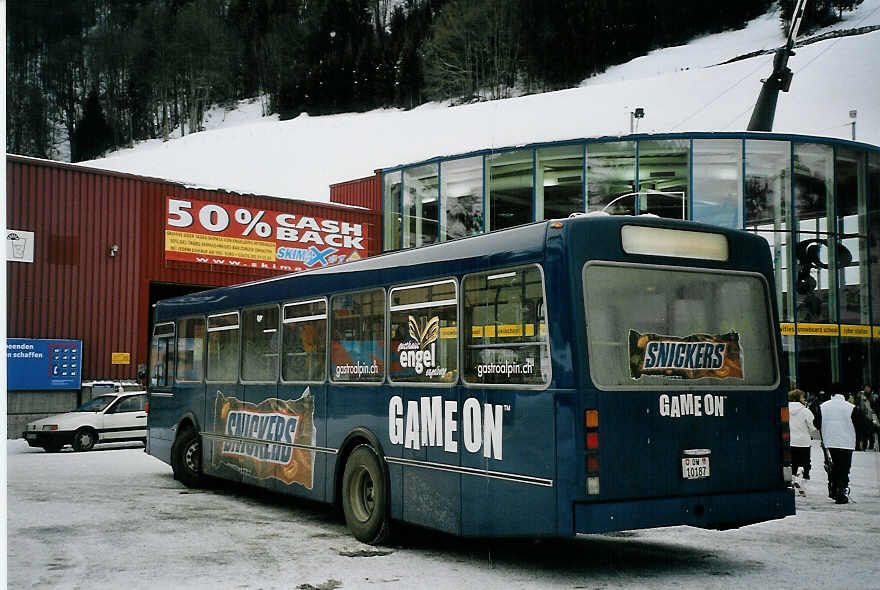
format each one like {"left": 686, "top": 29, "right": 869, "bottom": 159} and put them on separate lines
{"left": 574, "top": 489, "right": 796, "bottom": 534}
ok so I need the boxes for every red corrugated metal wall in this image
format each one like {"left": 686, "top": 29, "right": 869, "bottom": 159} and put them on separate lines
{"left": 7, "top": 156, "right": 381, "bottom": 383}
{"left": 7, "top": 158, "right": 144, "bottom": 382}
{"left": 330, "top": 172, "right": 382, "bottom": 211}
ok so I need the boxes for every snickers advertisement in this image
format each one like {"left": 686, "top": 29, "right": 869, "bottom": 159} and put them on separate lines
{"left": 629, "top": 330, "right": 743, "bottom": 380}
{"left": 213, "top": 389, "right": 316, "bottom": 489}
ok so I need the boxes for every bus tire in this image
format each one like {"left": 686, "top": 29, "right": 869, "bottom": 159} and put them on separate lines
{"left": 342, "top": 445, "right": 390, "bottom": 545}
{"left": 72, "top": 428, "right": 97, "bottom": 452}
{"left": 171, "top": 427, "right": 204, "bottom": 488}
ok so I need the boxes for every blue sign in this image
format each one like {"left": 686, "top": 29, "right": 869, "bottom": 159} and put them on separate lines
{"left": 7, "top": 338, "right": 83, "bottom": 390}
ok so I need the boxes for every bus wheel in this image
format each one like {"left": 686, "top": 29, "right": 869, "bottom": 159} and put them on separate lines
{"left": 342, "top": 445, "right": 389, "bottom": 545}
{"left": 72, "top": 428, "right": 97, "bottom": 452}
{"left": 172, "top": 427, "right": 203, "bottom": 488}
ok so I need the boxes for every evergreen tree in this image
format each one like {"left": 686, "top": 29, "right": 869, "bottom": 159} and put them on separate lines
{"left": 4, "top": 0, "right": 867, "bottom": 161}
{"left": 71, "top": 90, "right": 115, "bottom": 161}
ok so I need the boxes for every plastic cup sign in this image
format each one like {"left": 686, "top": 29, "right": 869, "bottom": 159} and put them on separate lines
{"left": 6, "top": 230, "right": 35, "bottom": 263}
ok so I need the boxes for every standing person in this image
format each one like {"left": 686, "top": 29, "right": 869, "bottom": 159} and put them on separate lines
{"left": 854, "top": 393, "right": 873, "bottom": 451}
{"left": 815, "top": 384, "right": 859, "bottom": 504}
{"left": 789, "top": 389, "right": 817, "bottom": 489}
{"left": 862, "top": 384, "right": 877, "bottom": 412}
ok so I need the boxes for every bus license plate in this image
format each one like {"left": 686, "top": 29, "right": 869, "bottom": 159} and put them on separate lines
{"left": 682, "top": 456, "right": 710, "bottom": 479}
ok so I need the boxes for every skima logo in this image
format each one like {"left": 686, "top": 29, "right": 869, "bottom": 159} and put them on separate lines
{"left": 643, "top": 341, "right": 727, "bottom": 371}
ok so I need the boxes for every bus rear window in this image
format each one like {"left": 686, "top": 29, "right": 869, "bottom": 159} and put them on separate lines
{"left": 583, "top": 263, "right": 777, "bottom": 389}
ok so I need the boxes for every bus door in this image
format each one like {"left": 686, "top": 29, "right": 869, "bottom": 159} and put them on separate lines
{"left": 276, "top": 299, "right": 329, "bottom": 502}
{"left": 148, "top": 322, "right": 176, "bottom": 462}
{"left": 459, "top": 266, "right": 557, "bottom": 536}
{"left": 204, "top": 311, "right": 244, "bottom": 483}
{"left": 581, "top": 260, "right": 783, "bottom": 507}
{"left": 388, "top": 280, "right": 461, "bottom": 535}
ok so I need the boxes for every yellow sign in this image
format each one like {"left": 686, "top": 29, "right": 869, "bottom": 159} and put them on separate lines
{"left": 841, "top": 325, "right": 871, "bottom": 338}
{"left": 165, "top": 230, "right": 276, "bottom": 263}
{"left": 111, "top": 352, "right": 131, "bottom": 365}
{"left": 779, "top": 323, "right": 874, "bottom": 338}
{"left": 471, "top": 324, "right": 543, "bottom": 338}
{"left": 796, "top": 323, "right": 839, "bottom": 336}
{"left": 439, "top": 327, "right": 458, "bottom": 339}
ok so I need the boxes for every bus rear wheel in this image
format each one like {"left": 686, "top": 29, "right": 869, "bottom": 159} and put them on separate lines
{"left": 172, "top": 427, "right": 204, "bottom": 488}
{"left": 342, "top": 445, "right": 389, "bottom": 545}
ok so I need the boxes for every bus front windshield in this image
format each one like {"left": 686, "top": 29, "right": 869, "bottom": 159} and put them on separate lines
{"left": 584, "top": 263, "right": 778, "bottom": 389}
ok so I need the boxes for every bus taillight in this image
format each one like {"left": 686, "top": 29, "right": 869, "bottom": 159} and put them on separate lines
{"left": 585, "top": 410, "right": 600, "bottom": 495}
{"left": 780, "top": 405, "right": 792, "bottom": 482}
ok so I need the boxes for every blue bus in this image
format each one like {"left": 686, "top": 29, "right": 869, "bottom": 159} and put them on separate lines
{"left": 147, "top": 214, "right": 795, "bottom": 543}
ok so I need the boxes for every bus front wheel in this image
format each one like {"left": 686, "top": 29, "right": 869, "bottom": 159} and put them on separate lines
{"left": 171, "top": 427, "right": 204, "bottom": 488}
{"left": 342, "top": 445, "right": 390, "bottom": 545}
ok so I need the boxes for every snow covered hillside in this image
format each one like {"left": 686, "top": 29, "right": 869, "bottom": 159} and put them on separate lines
{"left": 83, "top": 1, "right": 880, "bottom": 202}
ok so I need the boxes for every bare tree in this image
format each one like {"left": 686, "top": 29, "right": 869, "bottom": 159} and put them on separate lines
{"left": 422, "top": 0, "right": 521, "bottom": 102}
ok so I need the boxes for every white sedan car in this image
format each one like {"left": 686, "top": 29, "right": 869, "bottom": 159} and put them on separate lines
{"left": 22, "top": 391, "right": 148, "bottom": 452}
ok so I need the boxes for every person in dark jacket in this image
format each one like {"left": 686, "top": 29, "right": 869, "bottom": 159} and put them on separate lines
{"left": 814, "top": 384, "right": 861, "bottom": 504}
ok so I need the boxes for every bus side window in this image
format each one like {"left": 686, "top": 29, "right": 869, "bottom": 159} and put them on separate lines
{"left": 241, "top": 305, "right": 280, "bottom": 382}
{"left": 150, "top": 322, "right": 175, "bottom": 388}
{"left": 176, "top": 316, "right": 205, "bottom": 383}
{"left": 330, "top": 289, "right": 385, "bottom": 383}
{"left": 462, "top": 265, "right": 551, "bottom": 387}
{"left": 389, "top": 279, "right": 458, "bottom": 384}
{"left": 282, "top": 299, "right": 327, "bottom": 383}
{"left": 207, "top": 312, "right": 240, "bottom": 382}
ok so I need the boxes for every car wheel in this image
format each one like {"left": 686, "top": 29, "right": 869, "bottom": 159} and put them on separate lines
{"left": 42, "top": 445, "right": 63, "bottom": 453}
{"left": 72, "top": 428, "right": 97, "bottom": 452}
{"left": 342, "top": 445, "right": 390, "bottom": 544}
{"left": 171, "top": 427, "right": 204, "bottom": 488}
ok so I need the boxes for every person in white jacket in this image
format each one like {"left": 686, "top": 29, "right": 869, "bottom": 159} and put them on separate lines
{"left": 788, "top": 389, "right": 817, "bottom": 483}
{"left": 815, "top": 386, "right": 859, "bottom": 504}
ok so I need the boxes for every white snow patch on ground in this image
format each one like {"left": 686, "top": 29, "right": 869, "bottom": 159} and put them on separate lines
{"left": 6, "top": 439, "right": 880, "bottom": 589}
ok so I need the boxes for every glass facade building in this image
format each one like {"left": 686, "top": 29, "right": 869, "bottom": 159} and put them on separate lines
{"left": 380, "top": 132, "right": 880, "bottom": 392}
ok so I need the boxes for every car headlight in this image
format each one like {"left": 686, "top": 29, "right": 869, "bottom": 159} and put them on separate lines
{"left": 42, "top": 425, "right": 59, "bottom": 431}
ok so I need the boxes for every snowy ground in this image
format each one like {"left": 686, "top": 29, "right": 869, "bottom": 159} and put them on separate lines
{"left": 6, "top": 439, "right": 880, "bottom": 590}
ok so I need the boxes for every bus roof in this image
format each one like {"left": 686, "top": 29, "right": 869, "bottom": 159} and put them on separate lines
{"left": 153, "top": 215, "right": 766, "bottom": 321}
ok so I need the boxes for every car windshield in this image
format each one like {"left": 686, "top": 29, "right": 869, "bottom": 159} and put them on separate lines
{"left": 74, "top": 395, "right": 117, "bottom": 412}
